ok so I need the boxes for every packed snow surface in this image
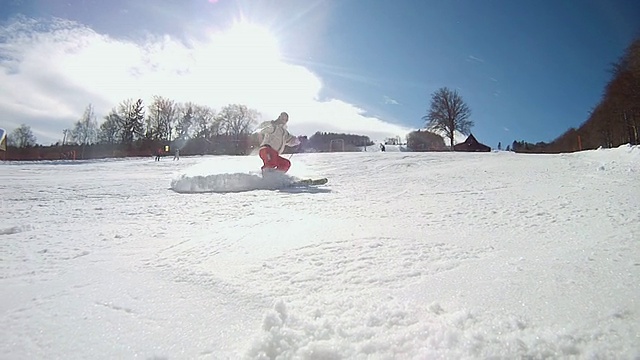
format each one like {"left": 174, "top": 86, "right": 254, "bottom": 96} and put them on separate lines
{"left": 1, "top": 145, "right": 639, "bottom": 359}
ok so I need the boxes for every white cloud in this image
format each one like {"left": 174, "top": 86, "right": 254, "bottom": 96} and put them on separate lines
{"left": 466, "top": 55, "right": 485, "bottom": 63}
{"left": 0, "top": 17, "right": 411, "bottom": 144}
{"left": 383, "top": 95, "right": 399, "bottom": 105}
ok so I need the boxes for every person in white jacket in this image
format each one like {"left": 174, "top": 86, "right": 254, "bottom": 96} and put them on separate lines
{"left": 257, "top": 112, "right": 300, "bottom": 173}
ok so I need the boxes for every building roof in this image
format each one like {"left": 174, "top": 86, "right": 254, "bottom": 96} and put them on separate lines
{"left": 453, "top": 133, "right": 491, "bottom": 152}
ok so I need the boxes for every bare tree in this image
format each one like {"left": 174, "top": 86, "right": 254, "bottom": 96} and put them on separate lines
{"left": 71, "top": 104, "right": 99, "bottom": 158}
{"left": 192, "top": 105, "right": 218, "bottom": 140}
{"left": 146, "top": 95, "right": 177, "bottom": 141}
{"left": 8, "top": 124, "right": 37, "bottom": 148}
{"left": 175, "top": 103, "right": 194, "bottom": 140}
{"left": 217, "top": 104, "right": 259, "bottom": 154}
{"left": 423, "top": 87, "right": 473, "bottom": 150}
{"left": 218, "top": 104, "right": 258, "bottom": 136}
{"left": 606, "top": 45, "right": 640, "bottom": 145}
{"left": 98, "top": 113, "right": 120, "bottom": 144}
{"left": 62, "top": 129, "right": 71, "bottom": 145}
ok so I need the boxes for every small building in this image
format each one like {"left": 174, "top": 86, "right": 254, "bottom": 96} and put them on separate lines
{"left": 453, "top": 133, "right": 491, "bottom": 152}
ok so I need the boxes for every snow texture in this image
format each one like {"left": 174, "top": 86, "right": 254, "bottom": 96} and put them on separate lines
{"left": 1, "top": 145, "right": 639, "bottom": 359}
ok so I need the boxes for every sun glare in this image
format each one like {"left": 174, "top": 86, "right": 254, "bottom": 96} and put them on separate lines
{"left": 204, "top": 22, "right": 281, "bottom": 68}
{"left": 191, "top": 20, "right": 323, "bottom": 114}
{"left": 225, "top": 22, "right": 280, "bottom": 59}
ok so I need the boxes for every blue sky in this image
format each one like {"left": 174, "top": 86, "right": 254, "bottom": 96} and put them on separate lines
{"left": 1, "top": 0, "right": 638, "bottom": 148}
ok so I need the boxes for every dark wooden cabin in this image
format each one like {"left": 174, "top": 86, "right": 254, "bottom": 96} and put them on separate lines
{"left": 453, "top": 133, "right": 491, "bottom": 152}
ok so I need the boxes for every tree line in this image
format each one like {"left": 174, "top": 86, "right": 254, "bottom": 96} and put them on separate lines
{"left": 85, "top": 97, "right": 258, "bottom": 149}
{"left": 305, "top": 132, "right": 374, "bottom": 152}
{"left": 4, "top": 98, "right": 267, "bottom": 159}
{"left": 2, "top": 97, "right": 380, "bottom": 159}
{"left": 4, "top": 86, "right": 476, "bottom": 159}
{"left": 515, "top": 36, "right": 639, "bottom": 153}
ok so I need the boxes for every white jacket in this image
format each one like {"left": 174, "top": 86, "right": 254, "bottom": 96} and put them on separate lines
{"left": 258, "top": 121, "right": 299, "bottom": 154}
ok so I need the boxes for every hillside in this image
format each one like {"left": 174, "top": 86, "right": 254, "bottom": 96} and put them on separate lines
{"left": 1, "top": 146, "right": 638, "bottom": 358}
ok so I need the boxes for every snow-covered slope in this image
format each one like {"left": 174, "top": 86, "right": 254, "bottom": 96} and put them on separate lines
{"left": 1, "top": 145, "right": 639, "bottom": 359}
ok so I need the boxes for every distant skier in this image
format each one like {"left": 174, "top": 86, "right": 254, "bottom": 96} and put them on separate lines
{"left": 173, "top": 149, "right": 180, "bottom": 161}
{"left": 256, "top": 111, "right": 300, "bottom": 174}
{"left": 380, "top": 143, "right": 386, "bottom": 152}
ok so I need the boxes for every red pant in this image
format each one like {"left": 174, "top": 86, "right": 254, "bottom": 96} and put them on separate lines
{"left": 259, "top": 146, "right": 291, "bottom": 172}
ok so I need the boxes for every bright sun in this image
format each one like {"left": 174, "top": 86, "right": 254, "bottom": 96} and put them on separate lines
{"left": 192, "top": 20, "right": 319, "bottom": 111}
{"left": 205, "top": 21, "right": 281, "bottom": 69}
{"left": 224, "top": 22, "right": 280, "bottom": 59}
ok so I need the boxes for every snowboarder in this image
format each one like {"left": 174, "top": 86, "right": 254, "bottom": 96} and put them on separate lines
{"left": 256, "top": 112, "right": 300, "bottom": 174}
{"left": 173, "top": 149, "right": 180, "bottom": 161}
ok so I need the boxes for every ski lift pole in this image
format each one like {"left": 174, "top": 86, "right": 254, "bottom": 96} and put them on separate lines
{"left": 289, "top": 143, "right": 301, "bottom": 159}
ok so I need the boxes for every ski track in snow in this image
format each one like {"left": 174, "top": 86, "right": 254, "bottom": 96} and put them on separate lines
{"left": 0, "top": 148, "right": 639, "bottom": 359}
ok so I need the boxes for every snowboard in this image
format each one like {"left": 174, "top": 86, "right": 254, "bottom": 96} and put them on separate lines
{"left": 290, "top": 178, "right": 328, "bottom": 186}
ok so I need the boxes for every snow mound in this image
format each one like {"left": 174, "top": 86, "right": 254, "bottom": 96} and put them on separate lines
{"left": 576, "top": 144, "right": 640, "bottom": 173}
{"left": 245, "top": 299, "right": 628, "bottom": 359}
{"left": 0, "top": 225, "right": 33, "bottom": 235}
{"left": 616, "top": 143, "right": 639, "bottom": 156}
{"left": 170, "top": 156, "right": 302, "bottom": 193}
{"left": 169, "top": 156, "right": 325, "bottom": 193}
{"left": 589, "top": 143, "right": 639, "bottom": 156}
{"left": 170, "top": 171, "right": 295, "bottom": 193}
